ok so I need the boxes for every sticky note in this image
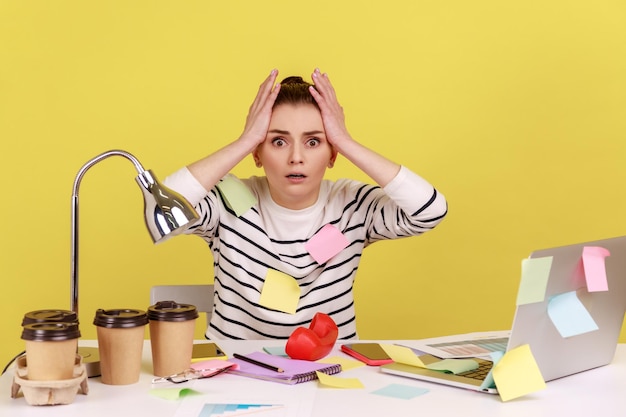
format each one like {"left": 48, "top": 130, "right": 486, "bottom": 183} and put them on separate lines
{"left": 263, "top": 346, "right": 288, "bottom": 357}
{"left": 380, "top": 344, "right": 477, "bottom": 374}
{"left": 479, "top": 351, "right": 504, "bottom": 391}
{"left": 317, "top": 356, "right": 365, "bottom": 371}
{"left": 259, "top": 270, "right": 300, "bottom": 314}
{"left": 516, "top": 256, "right": 552, "bottom": 305}
{"left": 371, "top": 384, "right": 429, "bottom": 400}
{"left": 316, "top": 371, "right": 364, "bottom": 388}
{"left": 582, "top": 246, "right": 610, "bottom": 292}
{"left": 492, "top": 344, "right": 546, "bottom": 402}
{"left": 149, "top": 388, "right": 202, "bottom": 400}
{"left": 426, "top": 358, "right": 479, "bottom": 374}
{"left": 380, "top": 344, "right": 427, "bottom": 367}
{"left": 547, "top": 291, "right": 598, "bottom": 338}
{"left": 216, "top": 175, "right": 257, "bottom": 216}
{"left": 305, "top": 224, "right": 349, "bottom": 264}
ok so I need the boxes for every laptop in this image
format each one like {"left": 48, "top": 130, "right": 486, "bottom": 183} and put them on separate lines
{"left": 380, "top": 236, "right": 626, "bottom": 393}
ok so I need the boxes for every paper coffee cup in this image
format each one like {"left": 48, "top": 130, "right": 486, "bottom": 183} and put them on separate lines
{"left": 21, "top": 322, "right": 81, "bottom": 381}
{"left": 148, "top": 301, "right": 198, "bottom": 377}
{"left": 22, "top": 309, "right": 78, "bottom": 326}
{"left": 94, "top": 309, "right": 148, "bottom": 385}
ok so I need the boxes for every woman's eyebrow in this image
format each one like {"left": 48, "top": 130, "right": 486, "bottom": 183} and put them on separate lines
{"left": 268, "top": 129, "right": 324, "bottom": 136}
{"left": 268, "top": 129, "right": 290, "bottom": 134}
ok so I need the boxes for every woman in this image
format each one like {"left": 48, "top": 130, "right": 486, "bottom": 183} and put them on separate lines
{"left": 164, "top": 68, "right": 448, "bottom": 340}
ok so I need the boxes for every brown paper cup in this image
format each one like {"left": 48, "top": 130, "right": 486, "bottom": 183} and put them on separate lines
{"left": 97, "top": 326, "right": 145, "bottom": 385}
{"left": 148, "top": 301, "right": 198, "bottom": 377}
{"left": 25, "top": 339, "right": 78, "bottom": 381}
{"left": 21, "top": 321, "right": 81, "bottom": 382}
{"left": 93, "top": 309, "right": 148, "bottom": 385}
{"left": 149, "top": 319, "right": 196, "bottom": 377}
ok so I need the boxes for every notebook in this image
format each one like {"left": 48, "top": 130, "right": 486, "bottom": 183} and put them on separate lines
{"left": 381, "top": 235, "right": 626, "bottom": 394}
{"left": 229, "top": 352, "right": 342, "bottom": 385}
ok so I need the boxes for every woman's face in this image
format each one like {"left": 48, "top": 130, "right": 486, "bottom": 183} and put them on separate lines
{"left": 253, "top": 103, "right": 337, "bottom": 210}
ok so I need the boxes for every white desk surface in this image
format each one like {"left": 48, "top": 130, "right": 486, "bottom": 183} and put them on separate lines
{"left": 2, "top": 340, "right": 625, "bottom": 416}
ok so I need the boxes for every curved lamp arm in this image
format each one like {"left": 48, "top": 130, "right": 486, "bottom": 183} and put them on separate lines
{"left": 70, "top": 149, "right": 199, "bottom": 314}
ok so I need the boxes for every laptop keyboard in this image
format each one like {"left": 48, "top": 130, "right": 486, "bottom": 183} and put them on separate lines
{"left": 457, "top": 360, "right": 494, "bottom": 381}
{"left": 426, "top": 337, "right": 509, "bottom": 357}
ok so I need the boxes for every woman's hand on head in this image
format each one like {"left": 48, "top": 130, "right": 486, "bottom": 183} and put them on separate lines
{"left": 239, "top": 70, "right": 281, "bottom": 147}
{"left": 309, "top": 68, "right": 353, "bottom": 150}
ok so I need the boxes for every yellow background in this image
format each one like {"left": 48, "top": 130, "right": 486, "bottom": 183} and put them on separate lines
{"left": 1, "top": 1, "right": 625, "bottom": 367}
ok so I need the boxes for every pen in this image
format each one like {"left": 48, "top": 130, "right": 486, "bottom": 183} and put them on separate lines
{"left": 233, "top": 353, "right": 284, "bottom": 373}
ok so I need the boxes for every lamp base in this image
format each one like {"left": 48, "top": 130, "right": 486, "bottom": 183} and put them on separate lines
{"left": 77, "top": 346, "right": 101, "bottom": 378}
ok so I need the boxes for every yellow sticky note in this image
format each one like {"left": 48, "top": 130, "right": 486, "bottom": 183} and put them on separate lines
{"left": 259, "top": 270, "right": 300, "bottom": 314}
{"left": 382, "top": 344, "right": 479, "bottom": 374}
{"left": 492, "top": 344, "right": 546, "bottom": 401}
{"left": 380, "top": 344, "right": 426, "bottom": 367}
{"left": 216, "top": 175, "right": 257, "bottom": 216}
{"left": 317, "top": 356, "right": 365, "bottom": 372}
{"left": 316, "top": 371, "right": 364, "bottom": 389}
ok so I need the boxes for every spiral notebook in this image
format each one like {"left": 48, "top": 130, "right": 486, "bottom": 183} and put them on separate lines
{"left": 229, "top": 352, "right": 342, "bottom": 384}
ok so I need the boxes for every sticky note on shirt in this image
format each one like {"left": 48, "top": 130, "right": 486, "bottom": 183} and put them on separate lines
{"left": 305, "top": 224, "right": 349, "bottom": 264}
{"left": 492, "top": 344, "right": 546, "bottom": 401}
{"left": 582, "top": 246, "right": 610, "bottom": 292}
{"left": 547, "top": 291, "right": 598, "bottom": 338}
{"left": 259, "top": 270, "right": 300, "bottom": 314}
{"left": 216, "top": 175, "right": 257, "bottom": 216}
{"left": 516, "top": 256, "right": 552, "bottom": 305}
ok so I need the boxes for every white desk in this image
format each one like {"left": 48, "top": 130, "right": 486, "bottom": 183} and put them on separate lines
{"left": 2, "top": 341, "right": 626, "bottom": 416}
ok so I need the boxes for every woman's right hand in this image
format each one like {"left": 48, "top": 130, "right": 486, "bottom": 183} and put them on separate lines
{"left": 239, "top": 69, "right": 281, "bottom": 147}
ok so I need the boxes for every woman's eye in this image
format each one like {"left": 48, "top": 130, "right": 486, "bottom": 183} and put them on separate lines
{"left": 271, "top": 138, "right": 286, "bottom": 147}
{"left": 306, "top": 138, "right": 320, "bottom": 147}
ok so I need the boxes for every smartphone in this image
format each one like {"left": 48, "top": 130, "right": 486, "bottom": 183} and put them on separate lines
{"left": 340, "top": 343, "right": 393, "bottom": 366}
{"left": 191, "top": 342, "right": 227, "bottom": 362}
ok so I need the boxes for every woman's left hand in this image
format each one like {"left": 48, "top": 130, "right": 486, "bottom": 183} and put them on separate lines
{"left": 309, "top": 68, "right": 353, "bottom": 150}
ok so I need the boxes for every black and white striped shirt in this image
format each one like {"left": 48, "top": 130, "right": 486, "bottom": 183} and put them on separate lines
{"left": 164, "top": 166, "right": 447, "bottom": 340}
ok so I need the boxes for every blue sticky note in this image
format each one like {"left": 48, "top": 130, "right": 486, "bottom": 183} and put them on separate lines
{"left": 479, "top": 351, "right": 504, "bottom": 390}
{"left": 371, "top": 384, "right": 429, "bottom": 400}
{"left": 547, "top": 291, "right": 599, "bottom": 338}
{"left": 263, "top": 345, "right": 288, "bottom": 356}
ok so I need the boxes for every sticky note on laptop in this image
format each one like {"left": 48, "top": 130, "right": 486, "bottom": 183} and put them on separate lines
{"left": 492, "top": 344, "right": 546, "bottom": 401}
{"left": 380, "top": 344, "right": 478, "bottom": 374}
{"left": 582, "top": 246, "right": 610, "bottom": 292}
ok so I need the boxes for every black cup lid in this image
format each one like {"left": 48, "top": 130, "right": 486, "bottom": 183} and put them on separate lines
{"left": 21, "top": 322, "right": 81, "bottom": 342}
{"left": 93, "top": 309, "right": 149, "bottom": 328}
{"left": 21, "top": 309, "right": 78, "bottom": 326}
{"left": 147, "top": 301, "right": 199, "bottom": 322}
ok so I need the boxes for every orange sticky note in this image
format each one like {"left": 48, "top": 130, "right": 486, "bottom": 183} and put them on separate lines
{"left": 259, "top": 270, "right": 300, "bottom": 314}
{"left": 305, "top": 224, "right": 349, "bottom": 264}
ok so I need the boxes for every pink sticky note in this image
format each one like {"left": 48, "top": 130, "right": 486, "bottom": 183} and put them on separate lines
{"left": 582, "top": 246, "right": 610, "bottom": 292}
{"left": 304, "top": 224, "right": 349, "bottom": 264}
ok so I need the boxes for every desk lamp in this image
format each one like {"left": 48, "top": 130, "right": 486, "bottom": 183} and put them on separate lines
{"left": 70, "top": 149, "right": 199, "bottom": 376}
